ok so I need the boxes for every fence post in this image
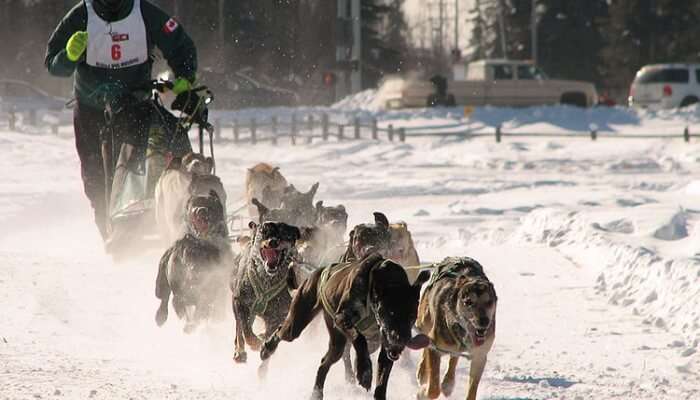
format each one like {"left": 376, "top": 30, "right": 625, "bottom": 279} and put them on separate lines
{"left": 251, "top": 118, "right": 257, "bottom": 145}
{"left": 399, "top": 128, "right": 406, "bottom": 142}
{"left": 215, "top": 118, "right": 222, "bottom": 141}
{"left": 372, "top": 118, "right": 378, "bottom": 140}
{"left": 590, "top": 129, "right": 598, "bottom": 141}
{"left": 51, "top": 124, "right": 59, "bottom": 135}
{"left": 322, "top": 114, "right": 329, "bottom": 141}
{"left": 354, "top": 117, "right": 361, "bottom": 140}
{"left": 307, "top": 115, "right": 314, "bottom": 144}
{"left": 684, "top": 126, "right": 690, "bottom": 143}
{"left": 495, "top": 125, "right": 502, "bottom": 143}
{"left": 9, "top": 111, "right": 16, "bottom": 131}
{"left": 233, "top": 119, "right": 239, "bottom": 143}
{"left": 388, "top": 124, "right": 394, "bottom": 141}
{"left": 290, "top": 114, "right": 297, "bottom": 145}
{"left": 338, "top": 124, "right": 345, "bottom": 141}
{"left": 271, "top": 116, "right": 278, "bottom": 145}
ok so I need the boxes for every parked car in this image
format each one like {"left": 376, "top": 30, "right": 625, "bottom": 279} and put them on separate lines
{"left": 0, "top": 79, "right": 67, "bottom": 113}
{"left": 628, "top": 64, "right": 700, "bottom": 109}
{"left": 199, "top": 70, "right": 299, "bottom": 109}
{"left": 382, "top": 59, "right": 598, "bottom": 109}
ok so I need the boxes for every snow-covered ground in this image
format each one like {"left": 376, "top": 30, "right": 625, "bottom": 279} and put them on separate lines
{"left": 2, "top": 105, "right": 700, "bottom": 399}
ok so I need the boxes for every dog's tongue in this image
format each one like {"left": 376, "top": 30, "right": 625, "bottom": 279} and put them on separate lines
{"left": 471, "top": 331, "right": 486, "bottom": 347}
{"left": 406, "top": 334, "right": 431, "bottom": 350}
{"left": 261, "top": 248, "right": 280, "bottom": 267}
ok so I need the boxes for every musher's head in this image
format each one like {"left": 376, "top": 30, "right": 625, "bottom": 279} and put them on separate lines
{"left": 94, "top": 0, "right": 131, "bottom": 21}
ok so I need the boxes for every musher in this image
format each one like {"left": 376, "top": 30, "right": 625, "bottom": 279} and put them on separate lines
{"left": 45, "top": 0, "right": 197, "bottom": 242}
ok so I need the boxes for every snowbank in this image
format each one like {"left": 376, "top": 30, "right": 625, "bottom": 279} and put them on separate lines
{"left": 515, "top": 207, "right": 700, "bottom": 351}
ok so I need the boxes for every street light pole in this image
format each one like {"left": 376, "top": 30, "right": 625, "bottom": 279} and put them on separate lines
{"left": 531, "top": 0, "right": 538, "bottom": 65}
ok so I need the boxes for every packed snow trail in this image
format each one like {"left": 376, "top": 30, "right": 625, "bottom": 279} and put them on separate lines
{"left": 1, "top": 129, "right": 698, "bottom": 399}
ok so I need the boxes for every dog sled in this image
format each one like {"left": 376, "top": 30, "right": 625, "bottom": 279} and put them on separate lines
{"left": 102, "top": 80, "right": 215, "bottom": 259}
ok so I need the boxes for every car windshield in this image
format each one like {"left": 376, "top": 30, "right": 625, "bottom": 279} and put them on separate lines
{"left": 518, "top": 65, "right": 548, "bottom": 80}
{"left": 636, "top": 68, "right": 689, "bottom": 84}
{"left": 492, "top": 65, "right": 514, "bottom": 80}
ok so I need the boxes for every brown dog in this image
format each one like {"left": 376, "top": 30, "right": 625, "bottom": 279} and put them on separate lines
{"left": 415, "top": 257, "right": 497, "bottom": 400}
{"left": 388, "top": 222, "right": 421, "bottom": 281}
{"left": 245, "top": 163, "right": 288, "bottom": 219}
{"left": 260, "top": 253, "right": 431, "bottom": 400}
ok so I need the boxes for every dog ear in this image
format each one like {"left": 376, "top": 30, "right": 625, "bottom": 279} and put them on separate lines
{"left": 373, "top": 212, "right": 389, "bottom": 229}
{"left": 252, "top": 198, "right": 269, "bottom": 217}
{"left": 340, "top": 229, "right": 356, "bottom": 262}
{"left": 413, "top": 270, "right": 431, "bottom": 289}
{"left": 316, "top": 200, "right": 324, "bottom": 211}
{"left": 307, "top": 182, "right": 320, "bottom": 200}
{"left": 299, "top": 226, "right": 315, "bottom": 241}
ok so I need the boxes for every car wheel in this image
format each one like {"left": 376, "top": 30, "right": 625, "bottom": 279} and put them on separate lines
{"left": 560, "top": 92, "right": 588, "bottom": 108}
{"left": 680, "top": 96, "right": 699, "bottom": 108}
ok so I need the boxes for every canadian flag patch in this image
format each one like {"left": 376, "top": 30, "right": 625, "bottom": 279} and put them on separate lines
{"left": 163, "top": 18, "right": 179, "bottom": 34}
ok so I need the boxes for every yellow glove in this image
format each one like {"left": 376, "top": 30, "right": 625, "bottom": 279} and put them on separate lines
{"left": 172, "top": 77, "right": 193, "bottom": 95}
{"left": 66, "top": 31, "right": 88, "bottom": 62}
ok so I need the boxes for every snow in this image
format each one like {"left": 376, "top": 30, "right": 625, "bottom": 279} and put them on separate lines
{"left": 2, "top": 104, "right": 700, "bottom": 399}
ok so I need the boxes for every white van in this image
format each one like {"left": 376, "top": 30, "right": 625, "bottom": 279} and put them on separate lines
{"left": 628, "top": 64, "right": 700, "bottom": 109}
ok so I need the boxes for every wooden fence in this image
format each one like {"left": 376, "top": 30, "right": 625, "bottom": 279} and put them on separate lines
{"left": 212, "top": 113, "right": 699, "bottom": 144}
{"left": 212, "top": 114, "right": 406, "bottom": 144}
{"left": 5, "top": 109, "right": 699, "bottom": 144}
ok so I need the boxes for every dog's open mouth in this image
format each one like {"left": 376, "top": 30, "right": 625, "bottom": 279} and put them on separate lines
{"left": 190, "top": 208, "right": 210, "bottom": 235}
{"left": 260, "top": 247, "right": 287, "bottom": 274}
{"left": 471, "top": 328, "right": 488, "bottom": 346}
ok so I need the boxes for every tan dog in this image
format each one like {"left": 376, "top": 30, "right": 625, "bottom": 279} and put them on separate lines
{"left": 415, "top": 257, "right": 497, "bottom": 400}
{"left": 388, "top": 222, "right": 421, "bottom": 281}
{"left": 155, "top": 153, "right": 227, "bottom": 244}
{"left": 245, "top": 163, "right": 288, "bottom": 219}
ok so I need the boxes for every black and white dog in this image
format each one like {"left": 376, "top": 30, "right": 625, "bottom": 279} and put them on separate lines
{"left": 154, "top": 190, "right": 233, "bottom": 333}
{"left": 230, "top": 220, "right": 301, "bottom": 363}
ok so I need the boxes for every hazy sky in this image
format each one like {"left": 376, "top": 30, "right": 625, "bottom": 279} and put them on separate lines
{"left": 404, "top": 0, "right": 474, "bottom": 51}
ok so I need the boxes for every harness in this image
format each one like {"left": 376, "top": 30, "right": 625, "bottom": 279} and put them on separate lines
{"left": 245, "top": 230, "right": 291, "bottom": 316}
{"left": 317, "top": 263, "right": 379, "bottom": 339}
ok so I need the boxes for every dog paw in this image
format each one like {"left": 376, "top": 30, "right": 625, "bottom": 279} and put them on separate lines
{"left": 257, "top": 359, "right": 269, "bottom": 381}
{"left": 233, "top": 350, "right": 247, "bottom": 363}
{"left": 183, "top": 323, "right": 197, "bottom": 334}
{"left": 309, "top": 389, "right": 323, "bottom": 400}
{"left": 440, "top": 378, "right": 455, "bottom": 397}
{"left": 260, "top": 337, "right": 279, "bottom": 361}
{"left": 415, "top": 387, "right": 434, "bottom": 400}
{"left": 155, "top": 307, "right": 168, "bottom": 327}
{"left": 356, "top": 360, "right": 372, "bottom": 391}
